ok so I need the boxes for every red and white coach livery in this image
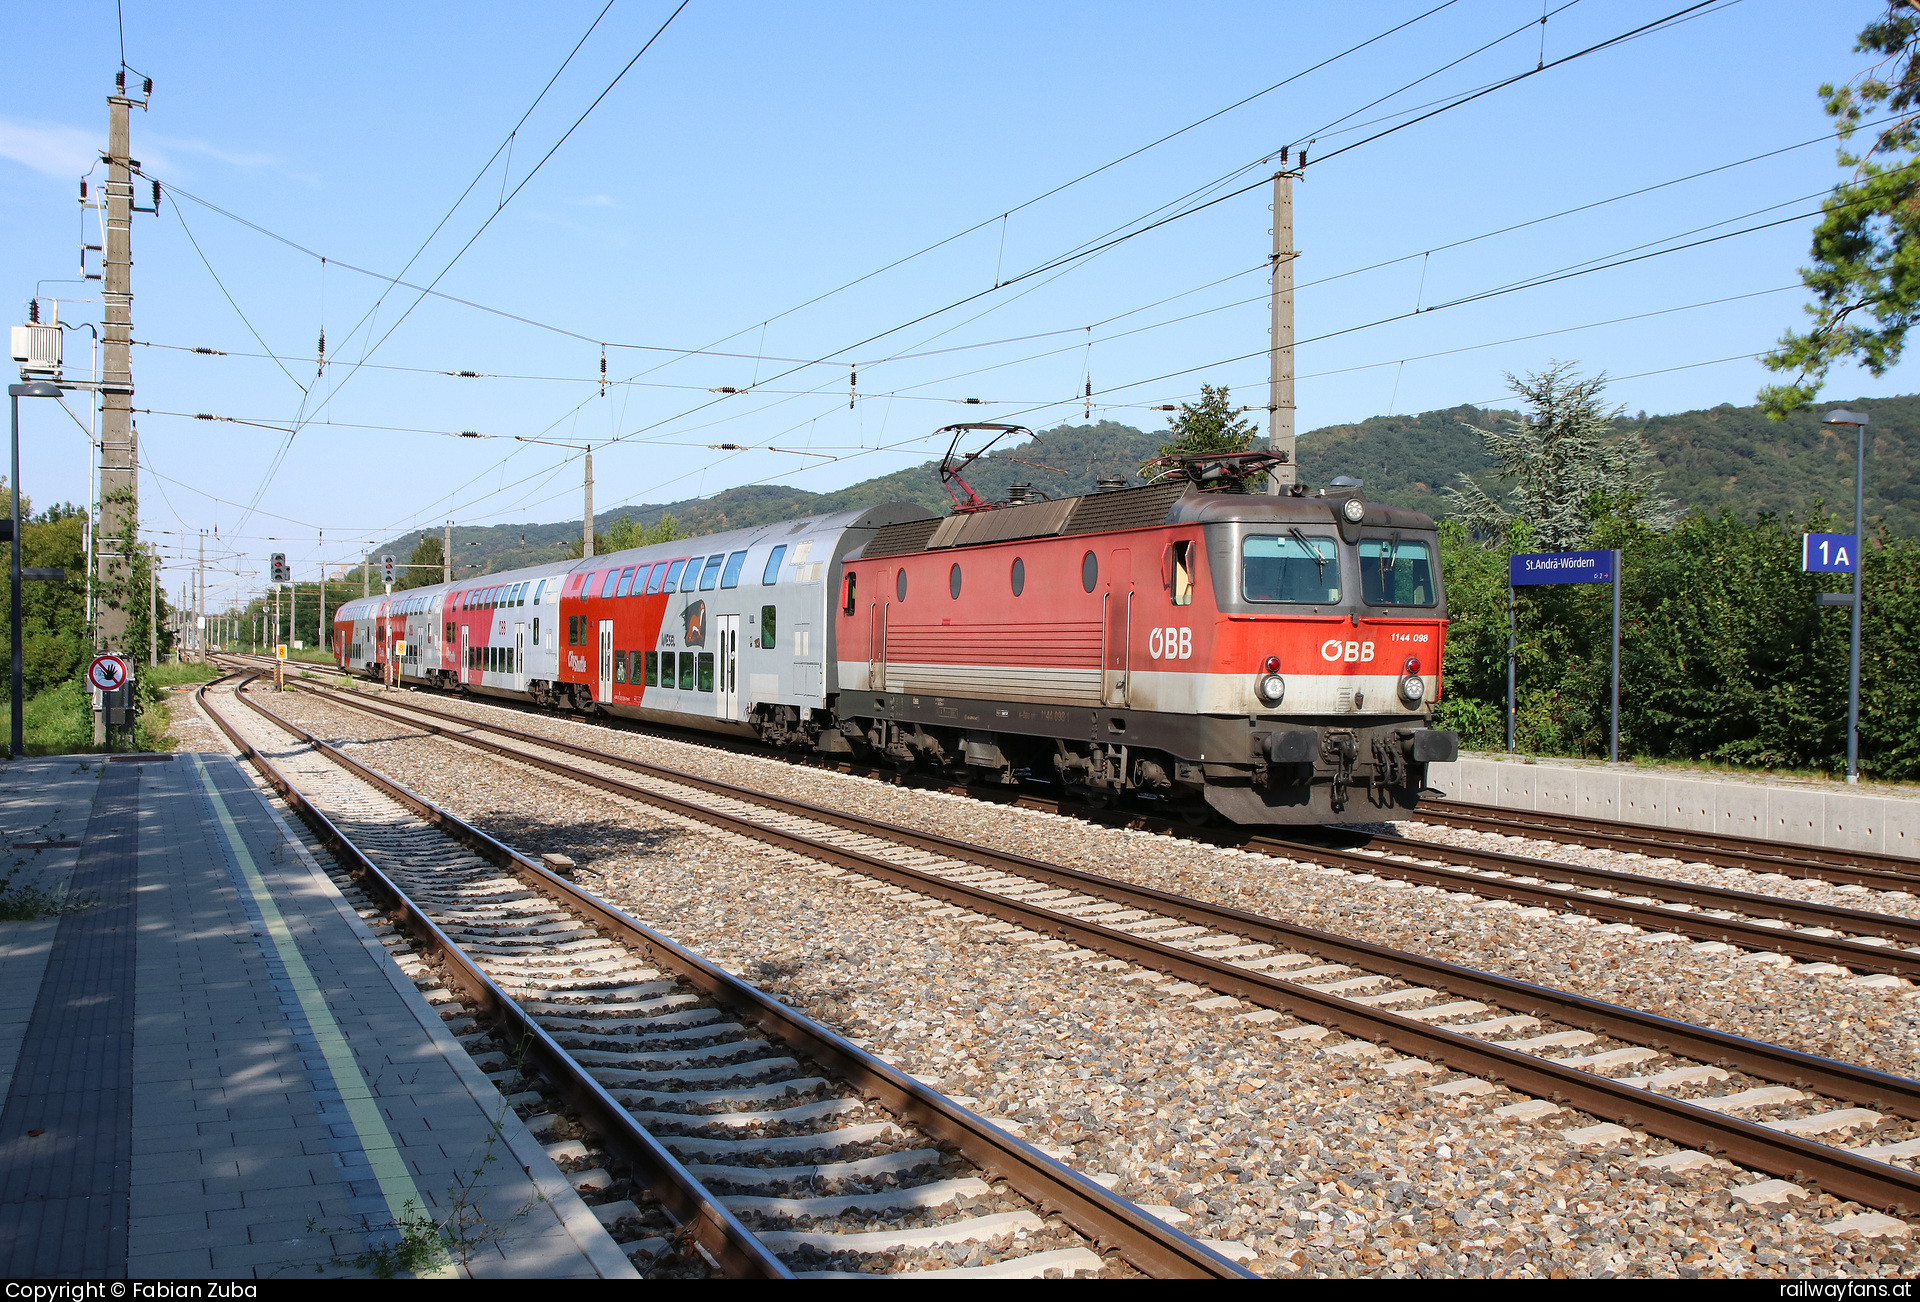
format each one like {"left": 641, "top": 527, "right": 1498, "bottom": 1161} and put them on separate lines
{"left": 331, "top": 444, "right": 1456, "bottom": 824}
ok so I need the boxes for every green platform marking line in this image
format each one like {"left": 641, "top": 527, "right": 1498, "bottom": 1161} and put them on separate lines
{"left": 191, "top": 753, "right": 457, "bottom": 1277}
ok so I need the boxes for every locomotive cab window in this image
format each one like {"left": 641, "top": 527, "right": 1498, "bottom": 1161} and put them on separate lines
{"left": 1166, "top": 540, "right": 1194, "bottom": 607}
{"left": 1359, "top": 537, "right": 1436, "bottom": 607}
{"left": 1242, "top": 534, "right": 1340, "bottom": 604}
{"left": 842, "top": 572, "right": 857, "bottom": 615}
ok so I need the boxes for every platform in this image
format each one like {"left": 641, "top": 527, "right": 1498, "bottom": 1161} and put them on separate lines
{"left": 0, "top": 751, "right": 637, "bottom": 1280}
{"left": 1426, "top": 752, "right": 1920, "bottom": 859}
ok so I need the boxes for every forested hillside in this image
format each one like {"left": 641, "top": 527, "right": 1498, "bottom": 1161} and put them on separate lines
{"left": 395, "top": 395, "right": 1918, "bottom": 577}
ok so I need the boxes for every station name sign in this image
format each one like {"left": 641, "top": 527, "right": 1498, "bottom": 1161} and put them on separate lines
{"left": 1509, "top": 549, "right": 1615, "bottom": 586}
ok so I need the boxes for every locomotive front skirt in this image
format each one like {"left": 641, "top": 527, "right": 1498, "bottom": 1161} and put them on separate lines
{"left": 331, "top": 481, "right": 1457, "bottom": 824}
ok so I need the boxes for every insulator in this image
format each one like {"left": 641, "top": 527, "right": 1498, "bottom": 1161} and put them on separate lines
{"left": 27, "top": 300, "right": 38, "bottom": 324}
{"left": 151, "top": 180, "right": 161, "bottom": 208}
{"left": 142, "top": 78, "right": 153, "bottom": 95}
{"left": 115, "top": 71, "right": 125, "bottom": 90}
{"left": 79, "top": 180, "right": 87, "bottom": 200}
{"left": 1280, "top": 145, "right": 1288, "bottom": 165}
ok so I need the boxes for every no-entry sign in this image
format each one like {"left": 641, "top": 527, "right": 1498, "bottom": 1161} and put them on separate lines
{"left": 87, "top": 654, "right": 131, "bottom": 692}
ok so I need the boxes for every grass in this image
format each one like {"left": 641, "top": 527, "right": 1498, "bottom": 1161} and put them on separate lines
{"left": 8, "top": 659, "right": 221, "bottom": 755}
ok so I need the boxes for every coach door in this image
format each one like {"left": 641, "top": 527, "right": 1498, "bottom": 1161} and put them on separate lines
{"left": 717, "top": 614, "right": 739, "bottom": 718}
{"left": 598, "top": 620, "right": 614, "bottom": 703}
{"left": 460, "top": 626, "right": 470, "bottom": 684}
{"left": 1103, "top": 548, "right": 1132, "bottom": 706}
{"left": 514, "top": 622, "right": 526, "bottom": 689}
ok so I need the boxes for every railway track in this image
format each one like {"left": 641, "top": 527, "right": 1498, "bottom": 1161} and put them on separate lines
{"left": 1413, "top": 798, "right": 1920, "bottom": 888}
{"left": 256, "top": 663, "right": 1920, "bottom": 978}
{"left": 233, "top": 667, "right": 1920, "bottom": 1224}
{"left": 195, "top": 671, "right": 1251, "bottom": 1280}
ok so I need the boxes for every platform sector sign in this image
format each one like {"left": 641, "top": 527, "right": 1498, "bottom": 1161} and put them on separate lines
{"left": 1803, "top": 533, "right": 1859, "bottom": 574}
{"left": 87, "top": 653, "right": 130, "bottom": 692}
{"left": 1509, "top": 550, "right": 1615, "bottom": 586}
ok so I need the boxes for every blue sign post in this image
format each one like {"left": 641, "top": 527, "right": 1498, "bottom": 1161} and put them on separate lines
{"left": 1803, "top": 533, "right": 1859, "bottom": 575}
{"left": 1507, "top": 549, "right": 1624, "bottom": 760}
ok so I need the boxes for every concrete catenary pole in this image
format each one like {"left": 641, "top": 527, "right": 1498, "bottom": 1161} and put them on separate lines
{"left": 98, "top": 76, "right": 141, "bottom": 650}
{"left": 196, "top": 531, "right": 205, "bottom": 656}
{"left": 442, "top": 521, "right": 452, "bottom": 585}
{"left": 317, "top": 563, "right": 326, "bottom": 659}
{"left": 147, "top": 555, "right": 156, "bottom": 665}
{"left": 362, "top": 550, "right": 369, "bottom": 598}
{"left": 1266, "top": 166, "right": 1298, "bottom": 493}
{"left": 583, "top": 447, "right": 595, "bottom": 559}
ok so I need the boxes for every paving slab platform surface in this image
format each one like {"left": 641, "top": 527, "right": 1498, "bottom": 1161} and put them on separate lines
{"left": 0, "top": 751, "right": 636, "bottom": 1280}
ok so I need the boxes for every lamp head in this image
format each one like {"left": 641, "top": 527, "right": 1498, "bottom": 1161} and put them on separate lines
{"left": 1821, "top": 407, "right": 1869, "bottom": 428}
{"left": 7, "top": 382, "right": 63, "bottom": 399}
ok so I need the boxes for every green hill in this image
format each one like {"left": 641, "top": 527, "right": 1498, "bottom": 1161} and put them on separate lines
{"left": 388, "top": 396, "right": 1918, "bottom": 579}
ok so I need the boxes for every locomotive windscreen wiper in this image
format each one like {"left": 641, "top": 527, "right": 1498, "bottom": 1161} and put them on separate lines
{"left": 1290, "top": 527, "right": 1327, "bottom": 575}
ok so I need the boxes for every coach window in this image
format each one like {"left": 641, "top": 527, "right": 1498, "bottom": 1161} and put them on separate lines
{"left": 896, "top": 568, "right": 907, "bottom": 602}
{"left": 1010, "top": 557, "right": 1025, "bottom": 596}
{"left": 645, "top": 562, "right": 667, "bottom": 594}
{"left": 600, "top": 569, "right": 621, "bottom": 599}
{"left": 1167, "top": 540, "right": 1194, "bottom": 606}
{"left": 615, "top": 567, "right": 638, "bottom": 598}
{"left": 517, "top": 583, "right": 528, "bottom": 605}
{"left": 1081, "top": 550, "right": 1098, "bottom": 593}
{"left": 532, "top": 617, "right": 541, "bottom": 645}
{"left": 663, "top": 559, "right": 687, "bottom": 592}
{"left": 949, "top": 563, "right": 962, "bottom": 599}
{"left": 720, "top": 551, "right": 747, "bottom": 589}
{"left": 445, "top": 621, "right": 456, "bottom": 643}
{"left": 679, "top": 651, "right": 697, "bottom": 690}
{"left": 697, "top": 652, "right": 715, "bottom": 692}
{"left": 761, "top": 544, "right": 787, "bottom": 585}
{"left": 615, "top": 652, "right": 627, "bottom": 685}
{"left": 698, "top": 554, "right": 725, "bottom": 591}
{"left": 533, "top": 580, "right": 545, "bottom": 605}
{"left": 644, "top": 651, "right": 659, "bottom": 686}
{"left": 761, "top": 605, "right": 776, "bottom": 648}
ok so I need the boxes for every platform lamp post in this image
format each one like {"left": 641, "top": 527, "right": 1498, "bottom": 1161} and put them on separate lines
{"left": 1822, "top": 408, "right": 1870, "bottom": 783}
{"left": 8, "top": 381, "right": 63, "bottom": 760}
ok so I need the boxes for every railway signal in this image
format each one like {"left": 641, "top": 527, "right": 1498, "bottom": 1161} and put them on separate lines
{"left": 270, "top": 552, "right": 288, "bottom": 584}
{"left": 382, "top": 555, "right": 395, "bottom": 586}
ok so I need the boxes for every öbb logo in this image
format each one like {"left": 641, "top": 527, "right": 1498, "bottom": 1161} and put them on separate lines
{"left": 1148, "top": 627, "right": 1192, "bottom": 660}
{"left": 1320, "top": 638, "right": 1375, "bottom": 664}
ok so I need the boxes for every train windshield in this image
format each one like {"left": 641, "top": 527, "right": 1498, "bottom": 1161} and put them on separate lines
{"left": 1359, "top": 538, "right": 1436, "bottom": 607}
{"left": 1241, "top": 534, "right": 1340, "bottom": 604}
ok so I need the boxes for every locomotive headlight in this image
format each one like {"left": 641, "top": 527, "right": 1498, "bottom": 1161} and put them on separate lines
{"left": 1341, "top": 497, "right": 1365, "bottom": 522}
{"left": 1399, "top": 656, "right": 1426, "bottom": 705}
{"left": 1256, "top": 672, "right": 1286, "bottom": 706}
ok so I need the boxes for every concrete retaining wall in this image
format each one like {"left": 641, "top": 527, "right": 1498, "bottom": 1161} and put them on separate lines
{"left": 1422, "top": 755, "right": 1920, "bottom": 861}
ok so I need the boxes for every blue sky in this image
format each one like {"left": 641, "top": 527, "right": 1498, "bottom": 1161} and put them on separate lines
{"left": 0, "top": 1, "right": 1902, "bottom": 609}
